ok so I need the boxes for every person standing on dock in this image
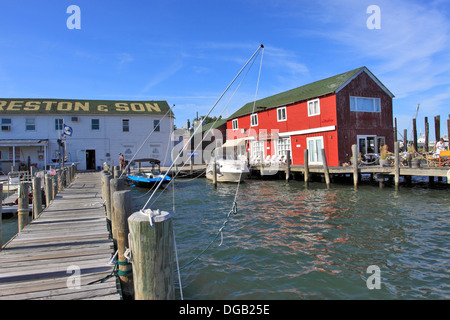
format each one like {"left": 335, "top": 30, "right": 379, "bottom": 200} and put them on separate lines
{"left": 436, "top": 138, "right": 446, "bottom": 154}
{"left": 119, "top": 153, "right": 125, "bottom": 172}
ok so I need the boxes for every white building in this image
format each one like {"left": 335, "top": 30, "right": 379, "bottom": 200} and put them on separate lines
{"left": 0, "top": 99, "right": 174, "bottom": 172}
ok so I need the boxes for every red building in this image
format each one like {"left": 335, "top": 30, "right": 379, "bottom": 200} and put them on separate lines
{"left": 226, "top": 67, "right": 394, "bottom": 166}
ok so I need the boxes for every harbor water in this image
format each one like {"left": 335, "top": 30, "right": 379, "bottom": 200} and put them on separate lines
{"left": 131, "top": 177, "right": 449, "bottom": 300}
{"left": 2, "top": 177, "right": 449, "bottom": 299}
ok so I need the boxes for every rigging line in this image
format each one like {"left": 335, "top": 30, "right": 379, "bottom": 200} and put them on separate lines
{"left": 118, "top": 106, "right": 174, "bottom": 179}
{"left": 147, "top": 49, "right": 262, "bottom": 209}
{"left": 251, "top": 45, "right": 264, "bottom": 114}
{"left": 141, "top": 44, "right": 264, "bottom": 211}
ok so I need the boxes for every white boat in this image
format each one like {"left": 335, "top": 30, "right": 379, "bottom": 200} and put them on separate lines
{"left": 206, "top": 158, "right": 249, "bottom": 183}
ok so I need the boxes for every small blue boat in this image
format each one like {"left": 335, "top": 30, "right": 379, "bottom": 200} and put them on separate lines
{"left": 125, "top": 158, "right": 171, "bottom": 188}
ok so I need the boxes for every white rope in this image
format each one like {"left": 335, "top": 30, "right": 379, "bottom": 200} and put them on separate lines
{"left": 173, "top": 228, "right": 183, "bottom": 300}
{"left": 141, "top": 45, "right": 264, "bottom": 212}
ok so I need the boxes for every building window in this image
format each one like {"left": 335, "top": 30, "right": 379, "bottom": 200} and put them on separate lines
{"left": 55, "top": 119, "right": 63, "bottom": 130}
{"left": 232, "top": 119, "right": 238, "bottom": 130}
{"left": 307, "top": 99, "right": 320, "bottom": 116}
{"left": 122, "top": 119, "right": 130, "bottom": 132}
{"left": 1, "top": 118, "right": 11, "bottom": 132}
{"left": 91, "top": 119, "right": 100, "bottom": 130}
{"left": 251, "top": 140, "right": 264, "bottom": 159}
{"left": 350, "top": 96, "right": 381, "bottom": 112}
{"left": 276, "top": 138, "right": 291, "bottom": 157}
{"left": 153, "top": 119, "right": 160, "bottom": 132}
{"left": 306, "top": 136, "right": 324, "bottom": 164}
{"left": 250, "top": 114, "right": 258, "bottom": 127}
{"left": 25, "top": 118, "right": 35, "bottom": 131}
{"left": 277, "top": 107, "right": 287, "bottom": 122}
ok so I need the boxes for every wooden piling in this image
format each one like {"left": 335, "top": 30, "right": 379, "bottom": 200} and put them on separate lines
{"left": 44, "top": 174, "right": 53, "bottom": 207}
{"left": 128, "top": 209, "right": 175, "bottom": 300}
{"left": 403, "top": 129, "right": 407, "bottom": 152}
{"left": 18, "top": 182, "right": 29, "bottom": 232}
{"left": 212, "top": 159, "right": 217, "bottom": 188}
{"left": 413, "top": 118, "right": 417, "bottom": 151}
{"left": 435, "top": 115, "right": 440, "bottom": 141}
{"left": 304, "top": 149, "right": 309, "bottom": 184}
{"left": 394, "top": 141, "right": 400, "bottom": 190}
{"left": 32, "top": 176, "right": 43, "bottom": 219}
{"left": 321, "top": 149, "right": 330, "bottom": 188}
{"left": 286, "top": 150, "right": 291, "bottom": 182}
{"left": 112, "top": 190, "right": 134, "bottom": 299}
{"left": 101, "top": 171, "right": 112, "bottom": 222}
{"left": 352, "top": 144, "right": 358, "bottom": 189}
{"left": 113, "top": 166, "right": 120, "bottom": 179}
{"left": 425, "top": 117, "right": 429, "bottom": 152}
{"left": 110, "top": 178, "right": 125, "bottom": 242}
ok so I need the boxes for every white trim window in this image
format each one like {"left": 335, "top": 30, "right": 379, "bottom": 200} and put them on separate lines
{"left": 277, "top": 107, "right": 287, "bottom": 122}
{"left": 251, "top": 140, "right": 264, "bottom": 159}
{"left": 122, "top": 119, "right": 130, "bottom": 132}
{"left": 55, "top": 118, "right": 63, "bottom": 131}
{"left": 91, "top": 119, "right": 100, "bottom": 130}
{"left": 350, "top": 96, "right": 381, "bottom": 112}
{"left": 276, "top": 138, "right": 291, "bottom": 157}
{"left": 250, "top": 113, "right": 258, "bottom": 127}
{"left": 306, "top": 136, "right": 324, "bottom": 164}
{"left": 25, "top": 118, "right": 36, "bottom": 131}
{"left": 232, "top": 119, "right": 238, "bottom": 130}
{"left": 307, "top": 99, "right": 320, "bottom": 116}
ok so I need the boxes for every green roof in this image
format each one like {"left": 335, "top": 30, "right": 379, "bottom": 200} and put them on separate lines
{"left": 229, "top": 66, "right": 377, "bottom": 119}
{"left": 201, "top": 118, "right": 227, "bottom": 132}
{"left": 0, "top": 98, "right": 173, "bottom": 116}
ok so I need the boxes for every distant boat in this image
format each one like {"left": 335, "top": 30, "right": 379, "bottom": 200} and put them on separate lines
{"left": 125, "top": 158, "right": 171, "bottom": 188}
{"left": 206, "top": 158, "right": 249, "bottom": 183}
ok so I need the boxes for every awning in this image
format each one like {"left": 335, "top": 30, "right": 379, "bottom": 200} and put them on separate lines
{"left": 0, "top": 139, "right": 49, "bottom": 147}
{"left": 222, "top": 138, "right": 247, "bottom": 148}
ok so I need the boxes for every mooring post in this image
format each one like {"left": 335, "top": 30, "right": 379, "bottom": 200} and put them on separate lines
{"left": 286, "top": 150, "right": 291, "bottom": 182}
{"left": 110, "top": 178, "right": 125, "bottom": 243}
{"left": 212, "top": 158, "right": 217, "bottom": 188}
{"left": 32, "top": 176, "right": 43, "bottom": 219}
{"left": 44, "top": 174, "right": 53, "bottom": 207}
{"left": 128, "top": 209, "right": 175, "bottom": 300}
{"left": 113, "top": 190, "right": 134, "bottom": 299}
{"left": 321, "top": 149, "right": 330, "bottom": 188}
{"left": 352, "top": 144, "right": 358, "bottom": 189}
{"left": 101, "top": 171, "right": 113, "bottom": 225}
{"left": 304, "top": 149, "right": 309, "bottom": 185}
{"left": 394, "top": 141, "right": 400, "bottom": 190}
{"left": 18, "top": 182, "right": 29, "bottom": 232}
{"left": 113, "top": 166, "right": 120, "bottom": 179}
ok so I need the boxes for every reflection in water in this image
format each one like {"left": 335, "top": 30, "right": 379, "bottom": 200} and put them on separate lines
{"left": 130, "top": 178, "right": 450, "bottom": 299}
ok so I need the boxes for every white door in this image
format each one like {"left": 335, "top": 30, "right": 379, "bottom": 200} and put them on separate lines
{"left": 306, "top": 136, "right": 324, "bottom": 164}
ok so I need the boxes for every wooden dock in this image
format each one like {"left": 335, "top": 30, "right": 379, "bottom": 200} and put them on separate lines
{"left": 0, "top": 172, "right": 120, "bottom": 300}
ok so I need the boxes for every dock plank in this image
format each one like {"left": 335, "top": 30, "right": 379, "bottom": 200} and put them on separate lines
{"left": 0, "top": 172, "right": 121, "bottom": 300}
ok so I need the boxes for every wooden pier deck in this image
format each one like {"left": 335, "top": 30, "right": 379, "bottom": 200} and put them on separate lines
{"left": 0, "top": 172, "right": 120, "bottom": 300}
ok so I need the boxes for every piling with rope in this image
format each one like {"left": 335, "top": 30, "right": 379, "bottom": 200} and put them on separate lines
{"left": 112, "top": 190, "right": 134, "bottom": 299}
{"left": 128, "top": 209, "right": 175, "bottom": 300}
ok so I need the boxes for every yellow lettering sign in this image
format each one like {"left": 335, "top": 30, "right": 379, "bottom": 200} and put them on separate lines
{"left": 43, "top": 101, "right": 56, "bottom": 111}
{"left": 0, "top": 101, "right": 6, "bottom": 110}
{"left": 115, "top": 103, "right": 129, "bottom": 112}
{"left": 24, "top": 101, "right": 41, "bottom": 111}
{"left": 97, "top": 105, "right": 108, "bottom": 112}
{"left": 7, "top": 101, "right": 23, "bottom": 111}
{"left": 74, "top": 102, "right": 89, "bottom": 112}
{"left": 145, "top": 103, "right": 161, "bottom": 112}
{"left": 57, "top": 102, "right": 72, "bottom": 111}
{"left": 130, "top": 103, "right": 145, "bottom": 112}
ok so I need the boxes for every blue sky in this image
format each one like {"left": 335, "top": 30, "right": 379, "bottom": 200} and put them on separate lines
{"left": 1, "top": 0, "right": 449, "bottom": 140}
